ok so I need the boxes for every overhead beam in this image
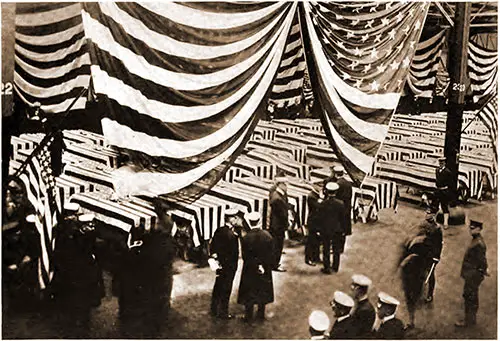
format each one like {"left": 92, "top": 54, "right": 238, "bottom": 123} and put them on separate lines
{"left": 434, "top": 2, "right": 454, "bottom": 27}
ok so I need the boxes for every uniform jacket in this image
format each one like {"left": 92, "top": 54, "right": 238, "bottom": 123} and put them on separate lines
{"left": 351, "top": 298, "right": 376, "bottom": 338}
{"left": 435, "top": 166, "right": 452, "bottom": 189}
{"left": 307, "top": 190, "right": 321, "bottom": 232}
{"left": 461, "top": 234, "right": 487, "bottom": 283}
{"left": 373, "top": 318, "right": 405, "bottom": 339}
{"left": 270, "top": 189, "right": 289, "bottom": 235}
{"left": 209, "top": 225, "right": 239, "bottom": 272}
{"left": 336, "top": 177, "right": 353, "bottom": 235}
{"left": 329, "top": 315, "right": 355, "bottom": 339}
{"left": 237, "top": 229, "right": 274, "bottom": 305}
{"left": 318, "top": 196, "right": 345, "bottom": 237}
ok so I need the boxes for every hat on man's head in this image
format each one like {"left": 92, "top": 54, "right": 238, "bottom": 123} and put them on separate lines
{"left": 352, "top": 274, "right": 372, "bottom": 288}
{"left": 308, "top": 310, "right": 330, "bottom": 333}
{"left": 225, "top": 208, "right": 239, "bottom": 218}
{"left": 64, "top": 202, "right": 80, "bottom": 213}
{"left": 332, "top": 291, "right": 354, "bottom": 309}
{"left": 78, "top": 214, "right": 95, "bottom": 222}
{"left": 377, "top": 292, "right": 400, "bottom": 307}
{"left": 275, "top": 176, "right": 288, "bottom": 183}
{"left": 325, "top": 182, "right": 339, "bottom": 193}
{"left": 333, "top": 165, "right": 345, "bottom": 174}
{"left": 469, "top": 220, "right": 483, "bottom": 230}
{"left": 26, "top": 214, "right": 36, "bottom": 223}
{"left": 246, "top": 212, "right": 261, "bottom": 228}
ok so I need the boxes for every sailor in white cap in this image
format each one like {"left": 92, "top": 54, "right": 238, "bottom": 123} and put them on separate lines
{"left": 435, "top": 156, "right": 452, "bottom": 228}
{"left": 328, "top": 291, "right": 355, "bottom": 339}
{"left": 237, "top": 211, "right": 275, "bottom": 322}
{"left": 319, "top": 182, "right": 346, "bottom": 274}
{"left": 372, "top": 292, "right": 405, "bottom": 339}
{"left": 308, "top": 310, "right": 330, "bottom": 339}
{"left": 209, "top": 208, "right": 240, "bottom": 319}
{"left": 350, "top": 274, "right": 376, "bottom": 338}
{"left": 269, "top": 172, "right": 289, "bottom": 272}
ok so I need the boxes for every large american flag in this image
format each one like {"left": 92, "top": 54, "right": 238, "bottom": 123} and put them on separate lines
{"left": 300, "top": 1, "right": 429, "bottom": 185}
{"left": 18, "top": 140, "right": 61, "bottom": 290}
{"left": 81, "top": 2, "right": 297, "bottom": 198}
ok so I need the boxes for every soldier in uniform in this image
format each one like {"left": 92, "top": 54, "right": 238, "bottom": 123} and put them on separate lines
{"left": 318, "top": 182, "right": 346, "bottom": 274}
{"left": 209, "top": 208, "right": 240, "bottom": 319}
{"left": 269, "top": 176, "right": 289, "bottom": 272}
{"left": 420, "top": 209, "right": 443, "bottom": 303}
{"left": 333, "top": 166, "right": 353, "bottom": 236}
{"left": 455, "top": 220, "right": 489, "bottom": 327}
{"left": 435, "top": 157, "right": 452, "bottom": 228}
{"left": 349, "top": 274, "right": 376, "bottom": 339}
{"left": 308, "top": 310, "right": 330, "bottom": 339}
{"left": 305, "top": 183, "right": 323, "bottom": 265}
{"left": 328, "top": 291, "right": 355, "bottom": 339}
{"left": 237, "top": 212, "right": 275, "bottom": 323}
{"left": 372, "top": 292, "right": 405, "bottom": 339}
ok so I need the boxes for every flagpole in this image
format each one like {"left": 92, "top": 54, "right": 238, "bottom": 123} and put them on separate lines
{"left": 12, "top": 86, "right": 89, "bottom": 180}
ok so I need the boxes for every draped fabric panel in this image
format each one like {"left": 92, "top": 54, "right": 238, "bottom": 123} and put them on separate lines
{"left": 82, "top": 2, "right": 297, "bottom": 198}
{"left": 300, "top": 1, "right": 429, "bottom": 185}
{"left": 13, "top": 3, "right": 91, "bottom": 114}
{"left": 468, "top": 41, "right": 498, "bottom": 103}
{"left": 407, "top": 30, "right": 446, "bottom": 98}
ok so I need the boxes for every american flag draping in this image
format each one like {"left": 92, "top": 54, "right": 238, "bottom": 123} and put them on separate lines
{"left": 477, "top": 95, "right": 498, "bottom": 159}
{"left": 407, "top": 30, "right": 446, "bottom": 98}
{"left": 18, "top": 140, "right": 61, "bottom": 290}
{"left": 299, "top": 1, "right": 430, "bottom": 185}
{"left": 268, "top": 12, "right": 306, "bottom": 115}
{"left": 13, "top": 3, "right": 91, "bottom": 114}
{"left": 468, "top": 41, "right": 498, "bottom": 103}
{"left": 81, "top": 2, "right": 297, "bottom": 198}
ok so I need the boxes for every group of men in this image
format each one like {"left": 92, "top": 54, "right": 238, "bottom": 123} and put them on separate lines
{"left": 308, "top": 274, "right": 405, "bottom": 339}
{"left": 305, "top": 166, "right": 352, "bottom": 274}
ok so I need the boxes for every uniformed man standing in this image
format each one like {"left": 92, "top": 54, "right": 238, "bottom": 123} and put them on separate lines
{"left": 305, "top": 183, "right": 323, "bottom": 265}
{"left": 455, "top": 220, "right": 488, "bottom": 327}
{"left": 237, "top": 212, "right": 275, "bottom": 322}
{"left": 333, "top": 166, "right": 353, "bottom": 236}
{"left": 328, "top": 291, "right": 355, "bottom": 339}
{"left": 372, "top": 292, "right": 405, "bottom": 339}
{"left": 349, "top": 274, "right": 376, "bottom": 339}
{"left": 435, "top": 157, "right": 453, "bottom": 228}
{"left": 269, "top": 176, "right": 289, "bottom": 272}
{"left": 209, "top": 208, "right": 240, "bottom": 319}
{"left": 318, "top": 182, "right": 346, "bottom": 274}
{"left": 420, "top": 209, "right": 443, "bottom": 303}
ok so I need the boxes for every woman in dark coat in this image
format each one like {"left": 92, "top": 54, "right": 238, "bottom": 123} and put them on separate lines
{"left": 237, "top": 212, "right": 275, "bottom": 322}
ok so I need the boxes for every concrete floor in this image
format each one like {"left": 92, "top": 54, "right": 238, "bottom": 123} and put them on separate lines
{"left": 2, "top": 200, "right": 497, "bottom": 339}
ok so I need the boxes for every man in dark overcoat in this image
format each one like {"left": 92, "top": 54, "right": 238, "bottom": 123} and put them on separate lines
{"left": 305, "top": 183, "right": 322, "bottom": 265}
{"left": 333, "top": 166, "right": 353, "bottom": 236}
{"left": 318, "top": 182, "right": 346, "bottom": 274}
{"left": 435, "top": 157, "right": 453, "bottom": 228}
{"left": 419, "top": 209, "right": 443, "bottom": 303}
{"left": 350, "top": 274, "right": 376, "bottom": 338}
{"left": 455, "top": 220, "right": 488, "bottom": 327}
{"left": 328, "top": 291, "right": 355, "bottom": 339}
{"left": 209, "top": 208, "right": 240, "bottom": 319}
{"left": 269, "top": 176, "right": 289, "bottom": 272}
{"left": 372, "top": 292, "right": 405, "bottom": 339}
{"left": 238, "top": 212, "right": 274, "bottom": 322}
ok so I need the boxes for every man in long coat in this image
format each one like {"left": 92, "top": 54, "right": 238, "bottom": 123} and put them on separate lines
{"left": 435, "top": 157, "right": 453, "bottom": 228}
{"left": 238, "top": 212, "right": 274, "bottom": 322}
{"left": 209, "top": 208, "right": 240, "bottom": 319}
{"left": 333, "top": 166, "right": 353, "bottom": 236}
{"left": 269, "top": 176, "right": 289, "bottom": 271}
{"left": 305, "top": 183, "right": 322, "bottom": 265}
{"left": 318, "top": 182, "right": 346, "bottom": 274}
{"left": 456, "top": 220, "right": 488, "bottom": 327}
{"left": 350, "top": 274, "right": 376, "bottom": 339}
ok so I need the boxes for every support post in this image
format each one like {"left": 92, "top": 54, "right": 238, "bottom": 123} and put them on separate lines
{"left": 444, "top": 3, "right": 471, "bottom": 203}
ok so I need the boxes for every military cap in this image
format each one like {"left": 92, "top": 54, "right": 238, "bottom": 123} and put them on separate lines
{"left": 26, "top": 214, "right": 36, "bottom": 223}
{"left": 224, "top": 208, "right": 239, "bottom": 218}
{"left": 333, "top": 165, "right": 345, "bottom": 174}
{"left": 78, "top": 214, "right": 95, "bottom": 222}
{"left": 64, "top": 202, "right": 80, "bottom": 212}
{"left": 377, "top": 292, "right": 400, "bottom": 307}
{"left": 325, "top": 182, "right": 339, "bottom": 192}
{"left": 246, "top": 212, "right": 261, "bottom": 228}
{"left": 469, "top": 220, "right": 483, "bottom": 229}
{"left": 332, "top": 291, "right": 355, "bottom": 308}
{"left": 309, "top": 310, "right": 330, "bottom": 333}
{"left": 275, "top": 176, "right": 288, "bottom": 183}
{"left": 352, "top": 274, "right": 372, "bottom": 288}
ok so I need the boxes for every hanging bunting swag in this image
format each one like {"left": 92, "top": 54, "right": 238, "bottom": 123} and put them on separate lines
{"left": 468, "top": 41, "right": 498, "bottom": 103}
{"left": 299, "top": 1, "right": 430, "bottom": 185}
{"left": 82, "top": 2, "right": 297, "bottom": 198}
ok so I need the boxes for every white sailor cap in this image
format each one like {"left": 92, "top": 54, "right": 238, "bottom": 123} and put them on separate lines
{"left": 308, "top": 310, "right": 330, "bottom": 332}
{"left": 246, "top": 212, "right": 261, "bottom": 227}
{"left": 78, "top": 214, "right": 95, "bottom": 222}
{"left": 333, "top": 165, "right": 345, "bottom": 174}
{"left": 325, "top": 182, "right": 339, "bottom": 192}
{"left": 275, "top": 176, "right": 288, "bottom": 183}
{"left": 352, "top": 274, "right": 372, "bottom": 288}
{"left": 26, "top": 214, "right": 36, "bottom": 223}
{"left": 224, "top": 208, "right": 239, "bottom": 218}
{"left": 377, "top": 292, "right": 400, "bottom": 307}
{"left": 332, "top": 291, "right": 355, "bottom": 308}
{"left": 64, "top": 202, "right": 80, "bottom": 212}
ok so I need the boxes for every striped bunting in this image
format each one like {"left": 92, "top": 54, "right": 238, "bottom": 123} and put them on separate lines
{"left": 407, "top": 30, "right": 446, "bottom": 98}
{"left": 269, "top": 11, "right": 307, "bottom": 113}
{"left": 300, "top": 2, "right": 429, "bottom": 185}
{"left": 468, "top": 41, "right": 498, "bottom": 103}
{"left": 81, "top": 2, "right": 297, "bottom": 198}
{"left": 14, "top": 3, "right": 91, "bottom": 114}
{"left": 477, "top": 96, "right": 498, "bottom": 149}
